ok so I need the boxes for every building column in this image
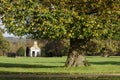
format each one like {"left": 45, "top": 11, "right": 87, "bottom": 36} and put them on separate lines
{"left": 35, "top": 51, "right": 37, "bottom": 57}
{"left": 30, "top": 50, "right": 32, "bottom": 57}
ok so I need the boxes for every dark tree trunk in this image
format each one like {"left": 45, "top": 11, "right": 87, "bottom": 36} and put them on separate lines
{"left": 65, "top": 39, "right": 88, "bottom": 67}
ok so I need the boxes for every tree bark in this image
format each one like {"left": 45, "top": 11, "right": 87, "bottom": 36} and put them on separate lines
{"left": 65, "top": 39, "right": 87, "bottom": 67}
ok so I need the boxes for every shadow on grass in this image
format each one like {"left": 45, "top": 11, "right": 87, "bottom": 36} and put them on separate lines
{"left": 39, "top": 62, "right": 65, "bottom": 63}
{"left": 0, "top": 61, "right": 119, "bottom": 68}
{"left": 1, "top": 77, "right": 120, "bottom": 80}
{"left": 90, "top": 61, "right": 120, "bottom": 65}
{"left": 0, "top": 63, "right": 63, "bottom": 68}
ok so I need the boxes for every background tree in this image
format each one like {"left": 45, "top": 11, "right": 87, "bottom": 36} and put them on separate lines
{"left": 86, "top": 39, "right": 119, "bottom": 57}
{"left": 17, "top": 47, "right": 25, "bottom": 56}
{"left": 45, "top": 39, "right": 69, "bottom": 57}
{"left": 0, "top": 31, "right": 10, "bottom": 56}
{"left": 1, "top": 0, "right": 120, "bottom": 67}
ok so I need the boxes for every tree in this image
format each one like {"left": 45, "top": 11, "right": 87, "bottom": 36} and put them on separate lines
{"left": 86, "top": 39, "right": 119, "bottom": 57}
{"left": 0, "top": 31, "right": 10, "bottom": 56}
{"left": 17, "top": 47, "right": 25, "bottom": 56}
{"left": 45, "top": 39, "right": 69, "bottom": 57}
{"left": 1, "top": 0, "right": 120, "bottom": 67}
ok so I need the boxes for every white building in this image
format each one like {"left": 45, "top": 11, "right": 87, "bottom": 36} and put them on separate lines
{"left": 30, "top": 41, "right": 41, "bottom": 57}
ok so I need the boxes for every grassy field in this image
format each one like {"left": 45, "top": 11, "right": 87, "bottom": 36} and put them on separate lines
{"left": 0, "top": 56, "right": 119, "bottom": 74}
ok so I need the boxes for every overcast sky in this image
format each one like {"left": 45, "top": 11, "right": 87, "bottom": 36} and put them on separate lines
{"left": 0, "top": 21, "right": 15, "bottom": 37}
{"left": 3, "top": 32, "right": 15, "bottom": 37}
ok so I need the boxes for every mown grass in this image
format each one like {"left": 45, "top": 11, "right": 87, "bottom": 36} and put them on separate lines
{"left": 0, "top": 56, "right": 119, "bottom": 74}
{"left": 1, "top": 77, "right": 120, "bottom": 80}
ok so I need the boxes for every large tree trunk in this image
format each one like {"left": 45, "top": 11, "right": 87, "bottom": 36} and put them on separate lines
{"left": 65, "top": 39, "right": 87, "bottom": 67}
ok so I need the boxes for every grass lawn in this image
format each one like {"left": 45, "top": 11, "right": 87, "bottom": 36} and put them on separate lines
{"left": 0, "top": 56, "right": 119, "bottom": 74}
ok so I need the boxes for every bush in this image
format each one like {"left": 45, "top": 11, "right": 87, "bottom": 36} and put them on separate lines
{"left": 17, "top": 47, "right": 25, "bottom": 56}
{"left": 7, "top": 52, "right": 16, "bottom": 57}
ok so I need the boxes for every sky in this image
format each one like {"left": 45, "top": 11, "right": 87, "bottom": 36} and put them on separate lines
{"left": 3, "top": 32, "right": 15, "bottom": 37}
{"left": 0, "top": 21, "right": 15, "bottom": 37}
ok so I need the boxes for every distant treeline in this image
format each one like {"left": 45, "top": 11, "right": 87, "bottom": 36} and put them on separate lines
{"left": 0, "top": 37, "right": 120, "bottom": 57}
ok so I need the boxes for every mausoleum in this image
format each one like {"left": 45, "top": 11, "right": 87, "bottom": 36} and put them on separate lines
{"left": 30, "top": 41, "right": 41, "bottom": 57}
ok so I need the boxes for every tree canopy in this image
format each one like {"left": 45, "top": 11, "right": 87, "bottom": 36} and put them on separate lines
{"left": 1, "top": 0, "right": 120, "bottom": 40}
